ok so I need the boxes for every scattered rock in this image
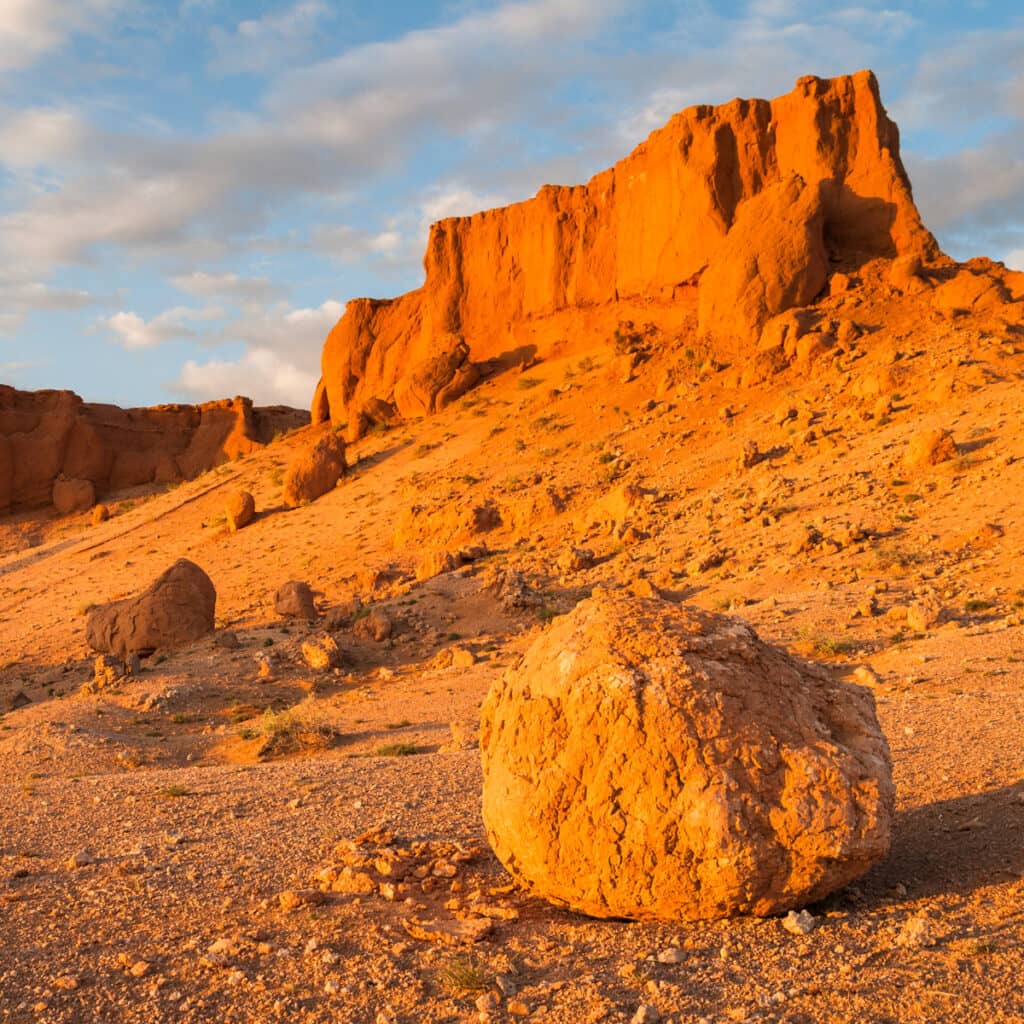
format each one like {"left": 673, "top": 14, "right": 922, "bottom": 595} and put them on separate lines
{"left": 557, "top": 547, "right": 595, "bottom": 574}
{"left": 403, "top": 917, "right": 493, "bottom": 945}
{"left": 66, "top": 850, "right": 95, "bottom": 869}
{"left": 278, "top": 889, "right": 329, "bottom": 912}
{"left": 275, "top": 581, "right": 317, "bottom": 619}
{"left": 907, "top": 594, "right": 943, "bottom": 632}
{"left": 896, "top": 915, "right": 937, "bottom": 948}
{"left": 283, "top": 429, "right": 347, "bottom": 508}
{"left": 738, "top": 440, "right": 765, "bottom": 470}
{"left": 224, "top": 490, "right": 256, "bottom": 530}
{"left": 86, "top": 559, "right": 216, "bottom": 658}
{"left": 91, "top": 503, "right": 110, "bottom": 525}
{"left": 353, "top": 608, "right": 392, "bottom": 642}
{"left": 631, "top": 1005, "right": 661, "bottom": 1024}
{"left": 302, "top": 634, "right": 343, "bottom": 671}
{"left": 480, "top": 591, "right": 894, "bottom": 921}
{"left": 782, "top": 909, "right": 817, "bottom": 935}
{"left": 417, "top": 550, "right": 463, "bottom": 582}
{"left": 905, "top": 429, "right": 958, "bottom": 469}
{"left": 655, "top": 948, "right": 686, "bottom": 964}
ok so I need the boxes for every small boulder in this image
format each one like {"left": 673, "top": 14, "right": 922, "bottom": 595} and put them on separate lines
{"left": 91, "top": 504, "right": 110, "bottom": 526}
{"left": 907, "top": 594, "right": 943, "bottom": 632}
{"left": 52, "top": 476, "right": 95, "bottom": 516}
{"left": 416, "top": 549, "right": 463, "bottom": 582}
{"left": 354, "top": 608, "right": 392, "bottom": 642}
{"left": 302, "top": 635, "right": 343, "bottom": 671}
{"left": 905, "top": 429, "right": 958, "bottom": 469}
{"left": 275, "top": 581, "right": 317, "bottom": 620}
{"left": 283, "top": 430, "right": 347, "bottom": 508}
{"left": 480, "top": 591, "right": 894, "bottom": 921}
{"left": 225, "top": 490, "right": 256, "bottom": 531}
{"left": 86, "top": 560, "right": 216, "bottom": 658}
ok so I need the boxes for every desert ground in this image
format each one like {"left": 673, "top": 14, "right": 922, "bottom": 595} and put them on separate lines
{"left": 3, "top": 253, "right": 1024, "bottom": 1023}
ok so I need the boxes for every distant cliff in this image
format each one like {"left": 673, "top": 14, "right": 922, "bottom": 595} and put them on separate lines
{"left": 0, "top": 388, "right": 308, "bottom": 513}
{"left": 315, "top": 70, "right": 938, "bottom": 437}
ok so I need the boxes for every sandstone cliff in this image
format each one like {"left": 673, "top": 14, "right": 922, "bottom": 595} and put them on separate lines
{"left": 316, "top": 70, "right": 938, "bottom": 436}
{"left": 0, "top": 388, "right": 308, "bottom": 514}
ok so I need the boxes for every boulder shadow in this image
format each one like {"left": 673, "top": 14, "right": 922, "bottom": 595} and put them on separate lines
{"left": 861, "top": 780, "right": 1024, "bottom": 904}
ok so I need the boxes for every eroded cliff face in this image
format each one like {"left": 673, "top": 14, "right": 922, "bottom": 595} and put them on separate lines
{"left": 0, "top": 388, "right": 309, "bottom": 514}
{"left": 317, "top": 70, "right": 938, "bottom": 437}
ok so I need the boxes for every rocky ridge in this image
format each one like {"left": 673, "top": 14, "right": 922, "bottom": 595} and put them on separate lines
{"left": 0, "top": 387, "right": 308, "bottom": 514}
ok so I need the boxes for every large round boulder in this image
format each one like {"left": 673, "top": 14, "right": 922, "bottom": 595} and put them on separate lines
{"left": 480, "top": 590, "right": 894, "bottom": 921}
{"left": 86, "top": 559, "right": 216, "bottom": 658}
{"left": 283, "top": 429, "right": 347, "bottom": 508}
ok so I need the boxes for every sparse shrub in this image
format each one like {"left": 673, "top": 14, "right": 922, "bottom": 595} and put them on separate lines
{"left": 438, "top": 957, "right": 494, "bottom": 998}
{"left": 375, "top": 742, "right": 419, "bottom": 757}
{"left": 160, "top": 784, "right": 193, "bottom": 799}
{"left": 964, "top": 598, "right": 994, "bottom": 613}
{"left": 517, "top": 376, "right": 542, "bottom": 390}
{"left": 251, "top": 702, "right": 339, "bottom": 757}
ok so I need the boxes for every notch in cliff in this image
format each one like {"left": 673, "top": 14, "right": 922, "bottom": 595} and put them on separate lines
{"left": 314, "top": 70, "right": 939, "bottom": 439}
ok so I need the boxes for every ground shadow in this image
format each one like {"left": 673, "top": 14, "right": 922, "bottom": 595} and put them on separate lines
{"left": 860, "top": 780, "right": 1024, "bottom": 904}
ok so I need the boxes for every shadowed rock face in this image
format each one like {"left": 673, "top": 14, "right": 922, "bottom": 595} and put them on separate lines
{"left": 316, "top": 70, "right": 937, "bottom": 437}
{"left": 86, "top": 559, "right": 216, "bottom": 658}
{"left": 480, "top": 590, "right": 895, "bottom": 922}
{"left": 0, "top": 388, "right": 309, "bottom": 514}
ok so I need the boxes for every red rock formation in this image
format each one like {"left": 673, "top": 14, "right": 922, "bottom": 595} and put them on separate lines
{"left": 316, "top": 70, "right": 938, "bottom": 436}
{"left": 0, "top": 388, "right": 308, "bottom": 514}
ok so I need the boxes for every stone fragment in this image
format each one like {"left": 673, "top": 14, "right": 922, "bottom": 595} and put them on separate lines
{"left": 905, "top": 429, "right": 957, "bottom": 469}
{"left": 354, "top": 608, "right": 393, "bottom": 642}
{"left": 480, "top": 591, "right": 894, "bottom": 921}
{"left": 907, "top": 594, "right": 943, "bottom": 632}
{"left": 283, "top": 429, "right": 347, "bottom": 508}
{"left": 224, "top": 490, "right": 255, "bottom": 530}
{"left": 782, "top": 909, "right": 817, "bottom": 935}
{"left": 86, "top": 560, "right": 216, "bottom": 658}
{"left": 402, "top": 917, "right": 493, "bottom": 945}
{"left": 91, "top": 504, "right": 110, "bottom": 525}
{"left": 275, "top": 581, "right": 317, "bottom": 619}
{"left": 302, "top": 635, "right": 343, "bottom": 671}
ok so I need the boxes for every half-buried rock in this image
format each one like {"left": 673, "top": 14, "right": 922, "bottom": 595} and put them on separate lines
{"left": 480, "top": 590, "right": 894, "bottom": 922}
{"left": 283, "top": 429, "right": 347, "bottom": 508}
{"left": 86, "top": 559, "right": 216, "bottom": 658}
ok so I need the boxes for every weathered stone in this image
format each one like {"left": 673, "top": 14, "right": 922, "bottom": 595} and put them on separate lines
{"left": 224, "top": 490, "right": 255, "bottom": 530}
{"left": 275, "top": 581, "right": 317, "bottom": 619}
{"left": 86, "top": 560, "right": 216, "bottom": 658}
{"left": 480, "top": 591, "right": 894, "bottom": 921}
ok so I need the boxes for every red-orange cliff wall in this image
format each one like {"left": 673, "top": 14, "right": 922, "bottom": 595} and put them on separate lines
{"left": 317, "top": 71, "right": 938, "bottom": 435}
{"left": 0, "top": 388, "right": 308, "bottom": 513}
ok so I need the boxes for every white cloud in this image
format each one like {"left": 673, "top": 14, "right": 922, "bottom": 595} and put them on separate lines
{"left": 176, "top": 347, "right": 319, "bottom": 407}
{"left": 221, "top": 299, "right": 343, "bottom": 351}
{"left": 0, "top": 0, "right": 628, "bottom": 277}
{"left": 172, "top": 298, "right": 343, "bottom": 404}
{"left": 419, "top": 184, "right": 509, "bottom": 224}
{"left": 0, "top": 280, "right": 98, "bottom": 335}
{"left": 1007, "top": 250, "right": 1024, "bottom": 271}
{"left": 210, "top": 1, "right": 331, "bottom": 75}
{"left": 0, "top": 0, "right": 123, "bottom": 72}
{"left": 0, "top": 106, "right": 90, "bottom": 169}
{"left": 103, "top": 306, "right": 223, "bottom": 350}
{"left": 171, "top": 270, "right": 288, "bottom": 305}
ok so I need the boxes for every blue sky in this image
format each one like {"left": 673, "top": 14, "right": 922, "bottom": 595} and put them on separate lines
{"left": 0, "top": 0, "right": 1021, "bottom": 408}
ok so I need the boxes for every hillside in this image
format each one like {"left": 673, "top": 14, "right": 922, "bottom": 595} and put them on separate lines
{"left": 2, "top": 72, "right": 1024, "bottom": 1024}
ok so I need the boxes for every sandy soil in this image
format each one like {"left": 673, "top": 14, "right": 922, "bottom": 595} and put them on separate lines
{"left": 2, "top": 264, "right": 1023, "bottom": 1022}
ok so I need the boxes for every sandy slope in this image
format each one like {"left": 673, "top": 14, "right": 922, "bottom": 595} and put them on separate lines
{"left": 2, "top": 261, "right": 1023, "bottom": 1022}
